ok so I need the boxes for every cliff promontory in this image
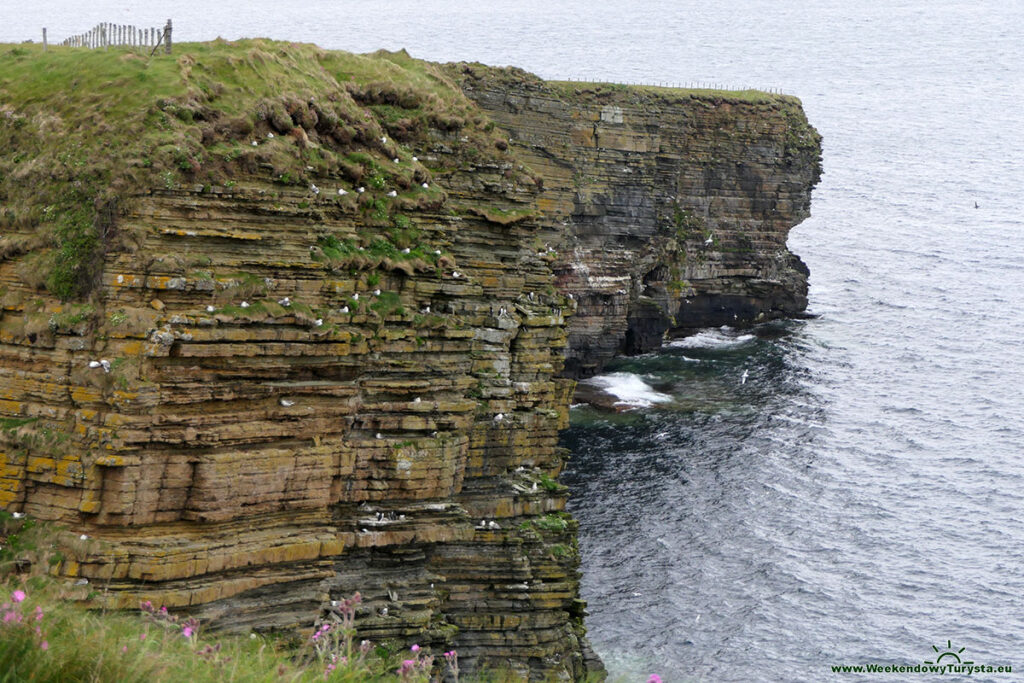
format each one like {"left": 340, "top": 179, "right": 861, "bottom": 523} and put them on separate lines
{"left": 0, "top": 40, "right": 820, "bottom": 679}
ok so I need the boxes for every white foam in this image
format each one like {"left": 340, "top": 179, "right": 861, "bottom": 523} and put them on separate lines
{"left": 667, "top": 327, "right": 756, "bottom": 349}
{"left": 585, "top": 372, "right": 672, "bottom": 407}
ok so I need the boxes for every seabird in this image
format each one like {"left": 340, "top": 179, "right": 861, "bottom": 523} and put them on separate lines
{"left": 488, "top": 521, "right": 500, "bottom": 530}
{"left": 340, "top": 306, "right": 349, "bottom": 313}
{"left": 310, "top": 184, "right": 319, "bottom": 195}
{"left": 279, "top": 398, "right": 294, "bottom": 407}
{"left": 206, "top": 305, "right": 215, "bottom": 313}
{"left": 478, "top": 520, "right": 487, "bottom": 528}
{"left": 251, "top": 140, "right": 258, "bottom": 146}
{"left": 267, "top": 132, "right": 274, "bottom": 139}
{"left": 357, "top": 187, "right": 365, "bottom": 193}
{"left": 12, "top": 512, "right": 23, "bottom": 519}
{"left": 494, "top": 413, "right": 504, "bottom": 422}
{"left": 379, "top": 607, "right": 388, "bottom": 616}
{"left": 375, "top": 432, "right": 382, "bottom": 439}
{"left": 413, "top": 397, "right": 421, "bottom": 403}
{"left": 412, "top": 156, "right": 418, "bottom": 162}
{"left": 313, "top": 318, "right": 323, "bottom": 327}
{"left": 401, "top": 247, "right": 410, "bottom": 254}
{"left": 381, "top": 137, "right": 387, "bottom": 145}
{"left": 741, "top": 369, "right": 749, "bottom": 384}
{"left": 373, "top": 289, "right": 381, "bottom": 296}
{"left": 89, "top": 360, "right": 101, "bottom": 368}
{"left": 975, "top": 201, "right": 979, "bottom": 208}
{"left": 704, "top": 236, "right": 713, "bottom": 245}
{"left": 352, "top": 293, "right": 359, "bottom": 300}
{"left": 99, "top": 360, "right": 111, "bottom": 373}
{"left": 278, "top": 297, "right": 291, "bottom": 307}
{"left": 531, "top": 482, "right": 538, "bottom": 492}
{"left": 393, "top": 158, "right": 400, "bottom": 164}
{"left": 433, "top": 249, "right": 441, "bottom": 255}
{"left": 386, "top": 190, "right": 397, "bottom": 197}
{"left": 79, "top": 534, "right": 89, "bottom": 540}
{"left": 240, "top": 301, "right": 249, "bottom": 308}
{"left": 338, "top": 188, "right": 348, "bottom": 196}
{"left": 452, "top": 271, "right": 460, "bottom": 278}
{"left": 421, "top": 183, "right": 429, "bottom": 189}
{"left": 421, "top": 305, "right": 430, "bottom": 313}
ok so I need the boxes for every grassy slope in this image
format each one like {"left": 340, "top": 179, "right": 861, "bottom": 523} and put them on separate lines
{"left": 0, "top": 39, "right": 501, "bottom": 300}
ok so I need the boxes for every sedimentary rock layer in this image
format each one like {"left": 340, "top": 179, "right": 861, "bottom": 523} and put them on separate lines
{"left": 456, "top": 67, "right": 822, "bottom": 377}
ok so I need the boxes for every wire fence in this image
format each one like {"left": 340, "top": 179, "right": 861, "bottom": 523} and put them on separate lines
{"left": 557, "top": 76, "right": 786, "bottom": 94}
{"left": 42, "top": 19, "right": 172, "bottom": 54}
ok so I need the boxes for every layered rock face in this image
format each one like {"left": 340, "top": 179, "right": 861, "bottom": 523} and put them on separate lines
{"left": 1, "top": 46, "right": 820, "bottom": 681}
{"left": 456, "top": 68, "right": 822, "bottom": 377}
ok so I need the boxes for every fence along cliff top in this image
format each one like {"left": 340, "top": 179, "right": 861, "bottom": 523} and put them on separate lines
{"left": 43, "top": 19, "right": 172, "bottom": 54}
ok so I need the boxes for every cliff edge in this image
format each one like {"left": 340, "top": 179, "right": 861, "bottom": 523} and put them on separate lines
{"left": 0, "top": 40, "right": 820, "bottom": 679}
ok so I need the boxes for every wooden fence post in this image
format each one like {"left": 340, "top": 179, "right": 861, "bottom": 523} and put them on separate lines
{"left": 164, "top": 19, "right": 172, "bottom": 54}
{"left": 42, "top": 28, "right": 47, "bottom": 51}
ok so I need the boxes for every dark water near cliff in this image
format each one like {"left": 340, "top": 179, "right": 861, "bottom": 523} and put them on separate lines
{"left": 7, "top": 2, "right": 1024, "bottom": 680}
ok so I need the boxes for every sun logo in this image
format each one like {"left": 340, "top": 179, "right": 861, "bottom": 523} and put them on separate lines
{"left": 925, "top": 640, "right": 974, "bottom": 666}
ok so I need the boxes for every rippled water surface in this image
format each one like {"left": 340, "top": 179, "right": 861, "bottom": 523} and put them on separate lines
{"left": 6, "top": 2, "right": 1024, "bottom": 680}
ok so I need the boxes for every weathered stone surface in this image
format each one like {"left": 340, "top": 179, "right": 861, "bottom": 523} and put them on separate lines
{"left": 455, "top": 67, "right": 822, "bottom": 377}
{"left": 1, "top": 59, "right": 821, "bottom": 681}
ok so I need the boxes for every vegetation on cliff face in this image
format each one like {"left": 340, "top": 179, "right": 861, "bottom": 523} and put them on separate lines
{"left": 0, "top": 39, "right": 522, "bottom": 301}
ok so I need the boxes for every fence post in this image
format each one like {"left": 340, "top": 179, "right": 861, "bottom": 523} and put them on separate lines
{"left": 102, "top": 24, "right": 107, "bottom": 50}
{"left": 164, "top": 19, "right": 172, "bottom": 54}
{"left": 42, "top": 28, "right": 47, "bottom": 51}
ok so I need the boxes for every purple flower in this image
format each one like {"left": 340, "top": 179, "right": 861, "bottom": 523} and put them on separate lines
{"left": 648, "top": 676, "right": 663, "bottom": 683}
{"left": 40, "top": 641, "right": 48, "bottom": 651}
{"left": 411, "top": 644, "right": 420, "bottom": 652}
{"left": 11, "top": 590, "right": 26, "bottom": 603}
{"left": 182, "top": 626, "right": 193, "bottom": 638}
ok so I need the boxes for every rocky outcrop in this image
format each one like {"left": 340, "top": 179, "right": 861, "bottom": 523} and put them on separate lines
{"left": 455, "top": 67, "right": 822, "bottom": 377}
{"left": 1, "top": 43, "right": 821, "bottom": 680}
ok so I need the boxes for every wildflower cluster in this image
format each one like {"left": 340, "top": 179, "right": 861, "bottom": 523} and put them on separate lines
{"left": 397, "top": 643, "right": 433, "bottom": 681}
{"left": 139, "top": 600, "right": 200, "bottom": 643}
{"left": 308, "top": 592, "right": 373, "bottom": 679}
{"left": 1, "top": 587, "right": 48, "bottom": 651}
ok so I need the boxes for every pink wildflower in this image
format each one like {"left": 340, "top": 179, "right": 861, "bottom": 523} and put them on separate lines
{"left": 3, "top": 611, "right": 16, "bottom": 624}
{"left": 35, "top": 606, "right": 43, "bottom": 621}
{"left": 40, "top": 641, "right": 48, "bottom": 651}
{"left": 182, "top": 625, "right": 193, "bottom": 638}
{"left": 122, "top": 646, "right": 128, "bottom": 653}
{"left": 139, "top": 633, "right": 147, "bottom": 641}
{"left": 648, "top": 676, "right": 663, "bottom": 683}
{"left": 11, "top": 590, "right": 26, "bottom": 603}
{"left": 411, "top": 644, "right": 420, "bottom": 652}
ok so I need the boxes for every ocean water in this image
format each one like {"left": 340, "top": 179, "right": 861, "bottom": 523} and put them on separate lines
{"left": 5, "top": 2, "right": 1024, "bottom": 680}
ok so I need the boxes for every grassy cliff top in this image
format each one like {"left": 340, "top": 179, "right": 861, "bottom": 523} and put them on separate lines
{"left": 0, "top": 39, "right": 502, "bottom": 300}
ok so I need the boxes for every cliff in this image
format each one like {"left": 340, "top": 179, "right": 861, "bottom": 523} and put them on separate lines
{"left": 454, "top": 66, "right": 822, "bottom": 377}
{"left": 0, "top": 40, "right": 820, "bottom": 679}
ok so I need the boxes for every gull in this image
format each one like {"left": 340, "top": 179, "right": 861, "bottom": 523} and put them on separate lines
{"left": 420, "top": 305, "right": 430, "bottom": 313}
{"left": 310, "top": 184, "right": 319, "bottom": 195}
{"left": 393, "top": 158, "right": 399, "bottom": 164}
{"left": 704, "top": 235, "right": 713, "bottom": 246}
{"left": 528, "top": 292, "right": 535, "bottom": 301}
{"left": 401, "top": 247, "right": 410, "bottom": 254}
{"left": 267, "top": 132, "right": 274, "bottom": 138}
{"left": 381, "top": 136, "right": 387, "bottom": 145}
{"left": 531, "top": 482, "right": 538, "bottom": 492}
{"left": 357, "top": 187, "right": 365, "bottom": 193}
{"left": 494, "top": 413, "right": 504, "bottom": 422}
{"left": 340, "top": 306, "right": 349, "bottom": 313}
{"left": 99, "top": 360, "right": 111, "bottom": 373}
{"left": 352, "top": 293, "right": 359, "bottom": 300}
{"left": 412, "top": 156, "right": 418, "bottom": 162}
{"left": 240, "top": 301, "right": 249, "bottom": 308}
{"left": 74, "top": 578, "right": 89, "bottom": 585}
{"left": 206, "top": 305, "right": 215, "bottom": 313}
{"left": 313, "top": 318, "right": 323, "bottom": 327}
{"left": 12, "top": 512, "right": 23, "bottom": 519}
{"left": 89, "top": 360, "right": 101, "bottom": 368}
{"left": 386, "top": 190, "right": 397, "bottom": 197}
{"left": 477, "top": 520, "right": 487, "bottom": 528}
{"left": 741, "top": 369, "right": 749, "bottom": 384}
{"left": 279, "top": 398, "right": 295, "bottom": 407}
{"left": 379, "top": 607, "right": 388, "bottom": 616}
{"left": 488, "top": 521, "right": 500, "bottom": 530}
{"left": 251, "top": 140, "right": 258, "bottom": 146}
{"left": 278, "top": 297, "right": 291, "bottom": 307}
{"left": 376, "top": 433, "right": 382, "bottom": 439}
{"left": 373, "top": 289, "right": 381, "bottom": 296}
{"left": 421, "top": 182, "right": 429, "bottom": 189}
{"left": 452, "top": 271, "right": 460, "bottom": 278}
{"left": 413, "top": 397, "right": 421, "bottom": 403}
{"left": 398, "top": 514, "right": 405, "bottom": 520}
{"left": 79, "top": 534, "right": 89, "bottom": 540}
{"left": 433, "top": 249, "right": 441, "bottom": 255}
{"left": 338, "top": 188, "right": 348, "bottom": 196}
{"left": 499, "top": 307, "right": 507, "bottom": 316}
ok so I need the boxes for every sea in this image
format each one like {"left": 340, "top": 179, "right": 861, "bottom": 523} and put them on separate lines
{"left": 4, "top": 2, "right": 1024, "bottom": 680}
